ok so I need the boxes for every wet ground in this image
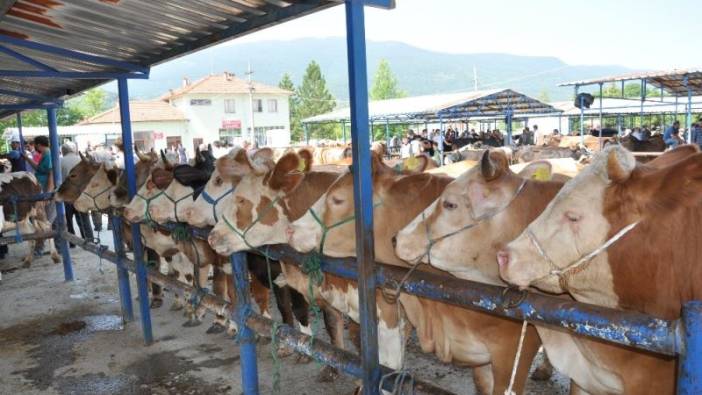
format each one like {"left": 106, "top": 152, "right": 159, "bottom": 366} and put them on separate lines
{"left": 0, "top": 229, "right": 569, "bottom": 394}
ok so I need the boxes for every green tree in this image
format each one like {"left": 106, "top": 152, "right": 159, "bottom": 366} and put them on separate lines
{"left": 296, "top": 61, "right": 336, "bottom": 141}
{"left": 81, "top": 88, "right": 107, "bottom": 117}
{"left": 279, "top": 73, "right": 303, "bottom": 141}
{"left": 371, "top": 59, "right": 406, "bottom": 100}
{"left": 602, "top": 82, "right": 661, "bottom": 98}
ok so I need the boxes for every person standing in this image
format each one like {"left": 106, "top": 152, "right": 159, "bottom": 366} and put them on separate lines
{"left": 692, "top": 121, "right": 702, "bottom": 148}
{"left": 664, "top": 121, "right": 681, "bottom": 148}
{"left": 23, "top": 136, "right": 54, "bottom": 256}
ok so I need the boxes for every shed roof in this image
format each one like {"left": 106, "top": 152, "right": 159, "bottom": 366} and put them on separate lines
{"left": 303, "top": 89, "right": 561, "bottom": 123}
{"left": 81, "top": 100, "right": 187, "bottom": 124}
{"left": 161, "top": 72, "right": 292, "bottom": 100}
{"left": 558, "top": 68, "right": 702, "bottom": 97}
{"left": 0, "top": 0, "right": 338, "bottom": 119}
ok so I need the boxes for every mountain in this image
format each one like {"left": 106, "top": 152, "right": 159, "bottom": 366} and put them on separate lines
{"left": 110, "top": 37, "right": 631, "bottom": 103}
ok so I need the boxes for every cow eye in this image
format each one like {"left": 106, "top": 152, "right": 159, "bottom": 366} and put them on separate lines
{"left": 565, "top": 211, "right": 581, "bottom": 222}
{"left": 331, "top": 197, "right": 344, "bottom": 205}
{"left": 442, "top": 200, "right": 457, "bottom": 210}
{"left": 70, "top": 173, "right": 77, "bottom": 178}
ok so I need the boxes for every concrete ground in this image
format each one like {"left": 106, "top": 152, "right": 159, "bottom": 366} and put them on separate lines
{"left": 0, "top": 228, "right": 570, "bottom": 395}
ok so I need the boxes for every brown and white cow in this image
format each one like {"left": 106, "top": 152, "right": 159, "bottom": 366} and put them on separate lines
{"left": 498, "top": 144, "right": 702, "bottom": 394}
{"left": 207, "top": 149, "right": 363, "bottom": 380}
{"left": 55, "top": 152, "right": 102, "bottom": 203}
{"left": 0, "top": 172, "right": 60, "bottom": 266}
{"left": 287, "top": 153, "right": 544, "bottom": 394}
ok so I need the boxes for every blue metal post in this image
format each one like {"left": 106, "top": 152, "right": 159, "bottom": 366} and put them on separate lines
{"left": 685, "top": 75, "right": 692, "bottom": 143}
{"left": 505, "top": 110, "right": 513, "bottom": 146}
{"left": 118, "top": 77, "right": 153, "bottom": 344}
{"left": 577, "top": 86, "right": 585, "bottom": 146}
{"left": 678, "top": 300, "right": 702, "bottom": 395}
{"left": 342, "top": 121, "right": 347, "bottom": 143}
{"left": 110, "top": 215, "right": 134, "bottom": 322}
{"left": 640, "top": 79, "right": 646, "bottom": 127}
{"left": 16, "top": 112, "right": 26, "bottom": 171}
{"left": 384, "top": 118, "right": 390, "bottom": 152}
{"left": 47, "top": 107, "right": 74, "bottom": 281}
{"left": 344, "top": 1, "right": 381, "bottom": 394}
{"left": 558, "top": 114, "right": 562, "bottom": 135}
{"left": 304, "top": 123, "right": 309, "bottom": 145}
{"left": 438, "top": 117, "right": 444, "bottom": 165}
{"left": 231, "top": 252, "right": 259, "bottom": 395}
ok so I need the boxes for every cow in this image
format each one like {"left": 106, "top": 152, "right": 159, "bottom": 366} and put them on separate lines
{"left": 206, "top": 148, "right": 361, "bottom": 381}
{"left": 498, "top": 144, "right": 702, "bottom": 394}
{"left": 513, "top": 145, "right": 585, "bottom": 163}
{"left": 0, "top": 172, "right": 60, "bottom": 267}
{"left": 73, "top": 162, "right": 121, "bottom": 213}
{"left": 286, "top": 153, "right": 544, "bottom": 394}
{"left": 55, "top": 152, "right": 103, "bottom": 203}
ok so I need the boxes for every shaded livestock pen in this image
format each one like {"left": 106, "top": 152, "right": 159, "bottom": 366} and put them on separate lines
{"left": 1, "top": 2, "right": 701, "bottom": 395}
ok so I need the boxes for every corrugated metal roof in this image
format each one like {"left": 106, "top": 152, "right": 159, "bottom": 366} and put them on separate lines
{"left": 558, "top": 68, "right": 702, "bottom": 97}
{"left": 81, "top": 100, "right": 187, "bottom": 124}
{"left": 303, "top": 89, "right": 561, "bottom": 123}
{"left": 160, "top": 72, "right": 292, "bottom": 100}
{"left": 0, "top": 0, "right": 338, "bottom": 119}
{"left": 554, "top": 96, "right": 702, "bottom": 117}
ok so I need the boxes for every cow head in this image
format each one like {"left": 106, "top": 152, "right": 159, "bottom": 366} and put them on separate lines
{"left": 395, "top": 150, "right": 560, "bottom": 284}
{"left": 184, "top": 147, "right": 269, "bottom": 227}
{"left": 499, "top": 145, "right": 702, "bottom": 296}
{"left": 207, "top": 148, "right": 308, "bottom": 255}
{"left": 109, "top": 147, "right": 159, "bottom": 208}
{"left": 73, "top": 163, "right": 121, "bottom": 213}
{"left": 55, "top": 151, "right": 101, "bottom": 203}
{"left": 147, "top": 146, "right": 216, "bottom": 224}
{"left": 287, "top": 153, "right": 449, "bottom": 265}
{"left": 123, "top": 167, "right": 173, "bottom": 223}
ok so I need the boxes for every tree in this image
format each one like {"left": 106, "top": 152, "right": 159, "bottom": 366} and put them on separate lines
{"left": 296, "top": 61, "right": 336, "bottom": 141}
{"left": 279, "top": 73, "right": 303, "bottom": 141}
{"left": 602, "top": 82, "right": 661, "bottom": 98}
{"left": 371, "top": 59, "right": 406, "bottom": 101}
{"left": 81, "top": 88, "right": 107, "bottom": 117}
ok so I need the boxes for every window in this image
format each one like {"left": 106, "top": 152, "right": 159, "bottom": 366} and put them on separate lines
{"left": 253, "top": 99, "right": 263, "bottom": 113}
{"left": 267, "top": 99, "right": 278, "bottom": 113}
{"left": 190, "top": 99, "right": 211, "bottom": 106}
{"left": 224, "top": 99, "right": 236, "bottom": 113}
{"left": 219, "top": 128, "right": 242, "bottom": 146}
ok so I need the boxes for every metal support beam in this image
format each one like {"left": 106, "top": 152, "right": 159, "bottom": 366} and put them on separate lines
{"left": 0, "top": 35, "right": 149, "bottom": 74}
{"left": 640, "top": 79, "right": 646, "bottom": 127}
{"left": 505, "top": 109, "right": 513, "bottom": 146}
{"left": 117, "top": 78, "right": 153, "bottom": 344}
{"left": 384, "top": 118, "right": 390, "bottom": 153}
{"left": 303, "top": 123, "right": 309, "bottom": 145}
{"left": 685, "top": 75, "right": 693, "bottom": 144}
{"left": 598, "top": 82, "right": 604, "bottom": 148}
{"left": 438, "top": 117, "right": 444, "bottom": 165}
{"left": 0, "top": 70, "right": 149, "bottom": 79}
{"left": 342, "top": 121, "right": 347, "bottom": 143}
{"left": 0, "top": 88, "right": 56, "bottom": 103}
{"left": 344, "top": 1, "right": 381, "bottom": 394}
{"left": 110, "top": 215, "right": 134, "bottom": 322}
{"left": 47, "top": 107, "right": 73, "bottom": 281}
{"left": 678, "top": 301, "right": 702, "bottom": 394}
{"left": 0, "top": 44, "right": 58, "bottom": 72}
{"left": 231, "top": 252, "right": 259, "bottom": 395}
{"left": 16, "top": 112, "right": 26, "bottom": 171}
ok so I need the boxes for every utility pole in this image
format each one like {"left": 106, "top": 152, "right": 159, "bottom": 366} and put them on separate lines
{"left": 246, "top": 62, "right": 256, "bottom": 146}
{"left": 473, "top": 65, "right": 478, "bottom": 91}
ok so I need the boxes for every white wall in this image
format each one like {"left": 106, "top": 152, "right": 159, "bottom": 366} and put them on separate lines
{"left": 55, "top": 121, "right": 190, "bottom": 152}
{"left": 172, "top": 92, "right": 290, "bottom": 146}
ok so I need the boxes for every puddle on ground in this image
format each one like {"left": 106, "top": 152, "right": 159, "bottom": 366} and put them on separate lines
{"left": 51, "top": 315, "right": 123, "bottom": 336}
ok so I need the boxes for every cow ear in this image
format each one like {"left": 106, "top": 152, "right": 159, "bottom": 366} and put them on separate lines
{"left": 517, "top": 160, "right": 553, "bottom": 181}
{"left": 174, "top": 165, "right": 209, "bottom": 186}
{"left": 606, "top": 147, "right": 635, "bottom": 183}
{"left": 297, "top": 149, "right": 313, "bottom": 172}
{"left": 269, "top": 152, "right": 305, "bottom": 192}
{"left": 253, "top": 147, "right": 273, "bottom": 163}
{"left": 480, "top": 149, "right": 509, "bottom": 181}
{"left": 401, "top": 155, "right": 428, "bottom": 173}
{"left": 79, "top": 151, "right": 87, "bottom": 162}
{"left": 218, "top": 148, "right": 264, "bottom": 178}
{"left": 152, "top": 168, "right": 173, "bottom": 189}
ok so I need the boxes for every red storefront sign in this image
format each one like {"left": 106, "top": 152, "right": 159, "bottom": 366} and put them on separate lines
{"left": 153, "top": 132, "right": 164, "bottom": 139}
{"left": 222, "top": 119, "right": 241, "bottom": 129}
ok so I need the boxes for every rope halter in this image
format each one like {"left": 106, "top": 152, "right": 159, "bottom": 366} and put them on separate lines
{"left": 526, "top": 220, "right": 639, "bottom": 291}
{"left": 133, "top": 189, "right": 165, "bottom": 225}
{"left": 308, "top": 200, "right": 383, "bottom": 256}
{"left": 410, "top": 179, "right": 528, "bottom": 265}
{"left": 79, "top": 184, "right": 113, "bottom": 211}
{"left": 221, "top": 195, "right": 282, "bottom": 251}
{"left": 157, "top": 188, "right": 195, "bottom": 223}
{"left": 201, "top": 185, "right": 235, "bottom": 222}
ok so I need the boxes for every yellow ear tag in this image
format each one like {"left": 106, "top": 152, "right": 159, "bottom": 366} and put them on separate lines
{"left": 532, "top": 167, "right": 551, "bottom": 181}
{"left": 297, "top": 158, "right": 306, "bottom": 172}
{"left": 404, "top": 156, "right": 419, "bottom": 171}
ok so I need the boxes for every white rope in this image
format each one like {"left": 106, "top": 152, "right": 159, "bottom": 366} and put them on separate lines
{"left": 504, "top": 320, "right": 528, "bottom": 395}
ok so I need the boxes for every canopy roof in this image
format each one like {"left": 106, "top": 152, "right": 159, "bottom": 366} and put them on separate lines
{"left": 82, "top": 100, "right": 187, "bottom": 124}
{"left": 0, "top": 0, "right": 340, "bottom": 119}
{"left": 559, "top": 68, "right": 702, "bottom": 97}
{"left": 303, "top": 89, "right": 561, "bottom": 123}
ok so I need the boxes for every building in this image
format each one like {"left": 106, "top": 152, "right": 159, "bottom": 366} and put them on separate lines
{"left": 4, "top": 72, "right": 292, "bottom": 154}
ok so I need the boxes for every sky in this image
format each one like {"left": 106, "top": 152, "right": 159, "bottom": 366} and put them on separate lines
{"left": 232, "top": 0, "right": 700, "bottom": 71}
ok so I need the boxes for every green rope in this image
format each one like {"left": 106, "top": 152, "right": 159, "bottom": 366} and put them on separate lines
{"left": 171, "top": 223, "right": 191, "bottom": 242}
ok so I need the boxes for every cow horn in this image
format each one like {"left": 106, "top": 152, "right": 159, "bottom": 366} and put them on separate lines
{"left": 160, "top": 149, "right": 169, "bottom": 164}
{"left": 79, "top": 151, "right": 87, "bottom": 162}
{"left": 135, "top": 145, "right": 149, "bottom": 162}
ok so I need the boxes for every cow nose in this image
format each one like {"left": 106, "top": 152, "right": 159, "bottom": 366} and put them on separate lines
{"left": 391, "top": 236, "right": 397, "bottom": 248}
{"left": 208, "top": 232, "right": 221, "bottom": 247}
{"left": 497, "top": 250, "right": 510, "bottom": 267}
